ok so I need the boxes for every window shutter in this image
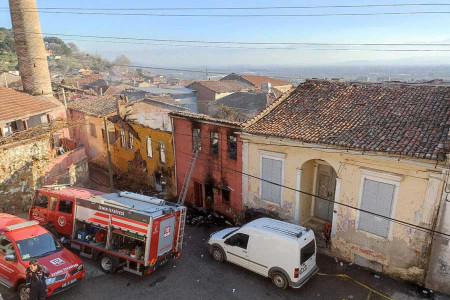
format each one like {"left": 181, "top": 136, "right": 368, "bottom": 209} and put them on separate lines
{"left": 261, "top": 157, "right": 282, "bottom": 204}
{"left": 358, "top": 179, "right": 395, "bottom": 238}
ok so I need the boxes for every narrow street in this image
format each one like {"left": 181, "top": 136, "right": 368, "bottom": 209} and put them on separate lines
{"left": 0, "top": 225, "right": 447, "bottom": 300}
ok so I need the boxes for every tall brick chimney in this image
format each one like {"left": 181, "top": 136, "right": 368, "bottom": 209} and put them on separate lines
{"left": 9, "top": 0, "right": 52, "bottom": 96}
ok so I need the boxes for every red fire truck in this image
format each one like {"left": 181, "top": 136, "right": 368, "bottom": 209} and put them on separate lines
{"left": 30, "top": 186, "right": 186, "bottom": 276}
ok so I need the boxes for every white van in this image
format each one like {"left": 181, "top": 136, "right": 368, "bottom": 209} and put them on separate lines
{"left": 207, "top": 218, "right": 318, "bottom": 289}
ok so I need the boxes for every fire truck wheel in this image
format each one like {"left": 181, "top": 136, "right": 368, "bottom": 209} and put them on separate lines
{"left": 212, "top": 247, "right": 224, "bottom": 262}
{"left": 99, "top": 254, "right": 118, "bottom": 273}
{"left": 18, "top": 283, "right": 29, "bottom": 300}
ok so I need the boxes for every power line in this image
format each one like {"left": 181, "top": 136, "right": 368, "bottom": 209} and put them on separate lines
{"left": 4, "top": 3, "right": 450, "bottom": 11}
{"left": 53, "top": 38, "right": 450, "bottom": 52}
{"left": 21, "top": 31, "right": 450, "bottom": 47}
{"left": 3, "top": 9, "right": 450, "bottom": 17}
{"left": 174, "top": 148, "right": 450, "bottom": 241}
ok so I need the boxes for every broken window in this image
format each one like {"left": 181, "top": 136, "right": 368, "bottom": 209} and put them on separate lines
{"left": 222, "top": 189, "right": 230, "bottom": 203}
{"left": 228, "top": 135, "right": 237, "bottom": 160}
{"left": 89, "top": 123, "right": 96, "bottom": 137}
{"left": 128, "top": 132, "right": 134, "bottom": 150}
{"left": 192, "top": 128, "right": 201, "bottom": 151}
{"left": 147, "top": 137, "right": 153, "bottom": 158}
{"left": 119, "top": 130, "right": 126, "bottom": 148}
{"left": 159, "top": 141, "right": 166, "bottom": 163}
{"left": 210, "top": 132, "right": 219, "bottom": 155}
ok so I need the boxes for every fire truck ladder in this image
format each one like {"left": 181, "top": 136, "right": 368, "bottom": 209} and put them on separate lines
{"left": 175, "top": 206, "right": 187, "bottom": 252}
{"left": 177, "top": 150, "right": 199, "bottom": 205}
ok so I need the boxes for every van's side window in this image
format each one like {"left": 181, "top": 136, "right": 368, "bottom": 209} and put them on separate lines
{"left": 49, "top": 197, "right": 58, "bottom": 211}
{"left": 35, "top": 194, "right": 48, "bottom": 208}
{"left": 226, "top": 233, "right": 249, "bottom": 249}
{"left": 58, "top": 200, "right": 73, "bottom": 214}
{"left": 301, "top": 240, "right": 315, "bottom": 264}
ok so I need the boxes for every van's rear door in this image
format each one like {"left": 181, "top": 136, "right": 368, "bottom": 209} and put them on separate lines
{"left": 157, "top": 216, "right": 176, "bottom": 257}
{"left": 299, "top": 238, "right": 316, "bottom": 278}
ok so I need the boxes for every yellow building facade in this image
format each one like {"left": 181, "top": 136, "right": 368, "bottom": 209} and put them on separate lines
{"left": 107, "top": 119, "right": 176, "bottom": 196}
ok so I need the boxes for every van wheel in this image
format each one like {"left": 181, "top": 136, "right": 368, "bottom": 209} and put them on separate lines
{"left": 99, "top": 253, "right": 118, "bottom": 273}
{"left": 18, "top": 283, "right": 29, "bottom": 300}
{"left": 272, "top": 272, "right": 288, "bottom": 289}
{"left": 212, "top": 247, "right": 224, "bottom": 262}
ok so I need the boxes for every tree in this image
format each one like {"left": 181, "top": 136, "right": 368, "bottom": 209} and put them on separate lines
{"left": 67, "top": 42, "right": 79, "bottom": 54}
{"left": 43, "top": 37, "right": 72, "bottom": 56}
{"left": 113, "top": 55, "right": 131, "bottom": 66}
{"left": 214, "top": 104, "right": 236, "bottom": 121}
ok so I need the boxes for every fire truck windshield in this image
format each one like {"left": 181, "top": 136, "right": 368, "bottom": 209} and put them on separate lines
{"left": 16, "top": 233, "right": 62, "bottom": 261}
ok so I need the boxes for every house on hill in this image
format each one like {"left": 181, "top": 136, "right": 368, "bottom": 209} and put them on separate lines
{"left": 240, "top": 79, "right": 450, "bottom": 293}
{"left": 187, "top": 80, "right": 253, "bottom": 114}
{"left": 221, "top": 73, "right": 293, "bottom": 92}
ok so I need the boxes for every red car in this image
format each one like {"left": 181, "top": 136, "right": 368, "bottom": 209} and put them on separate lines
{"left": 0, "top": 214, "right": 84, "bottom": 300}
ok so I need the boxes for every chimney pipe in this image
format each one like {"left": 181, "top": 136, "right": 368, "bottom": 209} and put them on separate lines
{"left": 9, "top": 0, "right": 52, "bottom": 96}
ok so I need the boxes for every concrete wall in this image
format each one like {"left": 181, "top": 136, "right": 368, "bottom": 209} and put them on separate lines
{"left": 172, "top": 117, "right": 242, "bottom": 218}
{"left": 0, "top": 138, "right": 89, "bottom": 213}
{"left": 241, "top": 134, "right": 445, "bottom": 284}
{"left": 425, "top": 184, "right": 450, "bottom": 294}
{"left": 109, "top": 122, "right": 177, "bottom": 196}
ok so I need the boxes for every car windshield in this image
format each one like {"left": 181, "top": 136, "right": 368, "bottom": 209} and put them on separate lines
{"left": 16, "top": 233, "right": 62, "bottom": 261}
{"left": 222, "top": 229, "right": 239, "bottom": 239}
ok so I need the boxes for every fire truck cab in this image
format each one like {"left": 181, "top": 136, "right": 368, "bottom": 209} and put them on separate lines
{"left": 29, "top": 185, "right": 104, "bottom": 238}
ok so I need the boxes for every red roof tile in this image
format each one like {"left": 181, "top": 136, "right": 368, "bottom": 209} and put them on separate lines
{"left": 188, "top": 80, "right": 253, "bottom": 93}
{"left": 244, "top": 80, "right": 450, "bottom": 161}
{"left": 0, "top": 88, "right": 60, "bottom": 123}
{"left": 240, "top": 75, "right": 292, "bottom": 88}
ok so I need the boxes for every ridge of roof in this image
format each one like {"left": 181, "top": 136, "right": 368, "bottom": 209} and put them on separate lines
{"left": 242, "top": 87, "right": 294, "bottom": 128}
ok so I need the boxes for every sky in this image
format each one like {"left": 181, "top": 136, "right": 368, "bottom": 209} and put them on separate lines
{"left": 1, "top": 0, "right": 450, "bottom": 67}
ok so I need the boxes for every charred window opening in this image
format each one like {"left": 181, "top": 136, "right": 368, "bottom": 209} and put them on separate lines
{"left": 228, "top": 136, "right": 237, "bottom": 160}
{"left": 147, "top": 137, "right": 153, "bottom": 158}
{"left": 128, "top": 133, "right": 134, "bottom": 150}
{"left": 119, "top": 130, "right": 126, "bottom": 148}
{"left": 210, "top": 132, "right": 219, "bottom": 155}
{"left": 193, "top": 128, "right": 201, "bottom": 151}
{"left": 205, "top": 184, "right": 214, "bottom": 208}
{"left": 159, "top": 141, "right": 166, "bottom": 163}
{"left": 222, "top": 189, "right": 230, "bottom": 203}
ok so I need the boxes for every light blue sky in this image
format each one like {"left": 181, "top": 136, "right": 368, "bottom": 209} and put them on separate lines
{"left": 1, "top": 0, "right": 450, "bottom": 67}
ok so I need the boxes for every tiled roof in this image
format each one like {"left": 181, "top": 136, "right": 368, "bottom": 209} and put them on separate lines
{"left": 169, "top": 111, "right": 242, "bottom": 127}
{"left": 211, "top": 91, "right": 273, "bottom": 111}
{"left": 0, "top": 88, "right": 60, "bottom": 123}
{"left": 68, "top": 95, "right": 127, "bottom": 117}
{"left": 244, "top": 80, "right": 450, "bottom": 161}
{"left": 240, "top": 75, "right": 292, "bottom": 88}
{"left": 188, "top": 80, "right": 253, "bottom": 93}
{"left": 220, "top": 73, "right": 292, "bottom": 88}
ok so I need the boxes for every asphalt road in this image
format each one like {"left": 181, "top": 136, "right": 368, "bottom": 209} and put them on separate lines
{"left": 1, "top": 225, "right": 448, "bottom": 300}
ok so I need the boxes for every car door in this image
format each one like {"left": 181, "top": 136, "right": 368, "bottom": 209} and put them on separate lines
{"left": 0, "top": 235, "right": 20, "bottom": 287}
{"left": 46, "top": 196, "right": 59, "bottom": 227}
{"left": 55, "top": 199, "right": 74, "bottom": 236}
{"left": 29, "top": 192, "right": 49, "bottom": 224}
{"left": 224, "top": 233, "right": 249, "bottom": 268}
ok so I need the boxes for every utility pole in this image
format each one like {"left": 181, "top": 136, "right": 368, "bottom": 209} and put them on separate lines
{"left": 61, "top": 87, "right": 67, "bottom": 109}
{"left": 103, "top": 117, "right": 114, "bottom": 192}
{"left": 3, "top": 73, "right": 7, "bottom": 88}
